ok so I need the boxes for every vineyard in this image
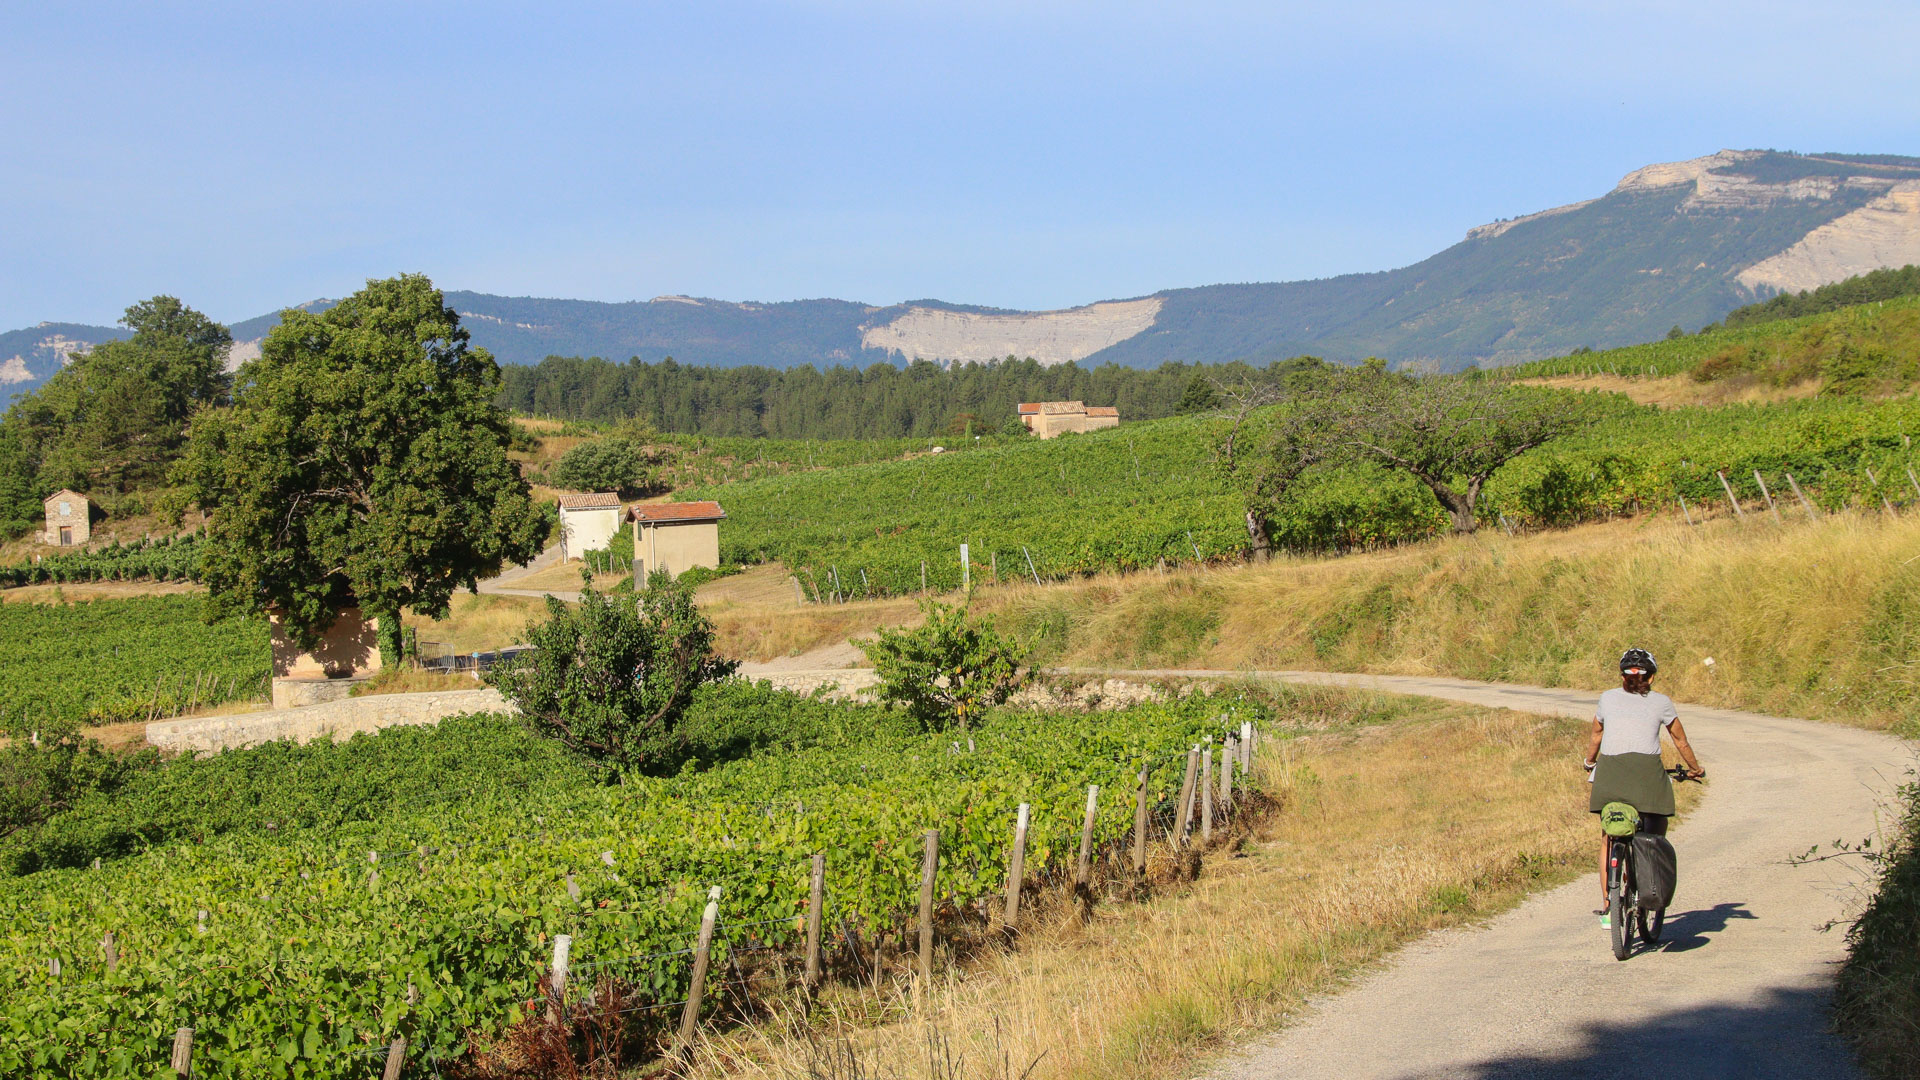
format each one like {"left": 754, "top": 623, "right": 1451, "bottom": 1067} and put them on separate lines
{"left": 678, "top": 386, "right": 1920, "bottom": 596}
{"left": 0, "top": 687, "right": 1265, "bottom": 1077}
{"left": 0, "top": 535, "right": 205, "bottom": 588}
{"left": 1503, "top": 293, "right": 1920, "bottom": 386}
{"left": 0, "top": 595, "right": 267, "bottom": 727}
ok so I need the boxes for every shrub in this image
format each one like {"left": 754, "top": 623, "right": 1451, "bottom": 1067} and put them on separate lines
{"left": 551, "top": 436, "right": 665, "bottom": 497}
{"left": 1834, "top": 774, "right": 1920, "bottom": 1078}
{"left": 490, "top": 571, "right": 738, "bottom": 770}
{"left": 857, "top": 600, "right": 1027, "bottom": 731}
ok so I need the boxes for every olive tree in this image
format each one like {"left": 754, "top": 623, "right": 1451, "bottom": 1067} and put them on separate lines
{"left": 177, "top": 274, "right": 550, "bottom": 662}
{"left": 857, "top": 600, "right": 1027, "bottom": 732}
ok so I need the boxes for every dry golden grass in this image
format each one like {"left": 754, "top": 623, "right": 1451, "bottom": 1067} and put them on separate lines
{"left": 1515, "top": 373, "right": 1827, "bottom": 408}
{"left": 700, "top": 564, "right": 926, "bottom": 662}
{"left": 0, "top": 580, "right": 204, "bottom": 604}
{"left": 991, "top": 510, "right": 1920, "bottom": 734}
{"left": 349, "top": 668, "right": 483, "bottom": 696}
{"left": 692, "top": 700, "right": 1601, "bottom": 1080}
{"left": 403, "top": 592, "right": 547, "bottom": 652}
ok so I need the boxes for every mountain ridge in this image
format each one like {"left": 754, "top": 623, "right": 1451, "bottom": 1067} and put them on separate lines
{"left": 8, "top": 148, "right": 1919, "bottom": 402}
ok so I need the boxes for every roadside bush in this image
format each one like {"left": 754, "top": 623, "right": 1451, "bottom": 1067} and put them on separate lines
{"left": 1834, "top": 774, "right": 1920, "bottom": 1079}
{"left": 858, "top": 600, "right": 1027, "bottom": 732}
{"left": 0, "top": 726, "right": 150, "bottom": 861}
{"left": 490, "top": 571, "right": 738, "bottom": 770}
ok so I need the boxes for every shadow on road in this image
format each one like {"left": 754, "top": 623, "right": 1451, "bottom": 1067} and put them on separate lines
{"left": 1655, "top": 902, "right": 1758, "bottom": 953}
{"left": 1404, "top": 985, "right": 1855, "bottom": 1080}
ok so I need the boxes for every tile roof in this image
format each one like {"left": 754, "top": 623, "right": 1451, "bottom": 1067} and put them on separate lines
{"left": 1086, "top": 406, "right": 1119, "bottom": 417}
{"left": 1016, "top": 403, "right": 1041, "bottom": 414}
{"left": 43, "top": 488, "right": 88, "bottom": 504}
{"left": 1040, "top": 400, "right": 1087, "bottom": 415}
{"left": 556, "top": 492, "right": 622, "bottom": 510}
{"left": 630, "top": 501, "right": 726, "bottom": 524}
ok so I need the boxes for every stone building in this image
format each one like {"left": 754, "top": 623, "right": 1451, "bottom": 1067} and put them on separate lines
{"left": 628, "top": 501, "right": 725, "bottom": 580}
{"left": 1015, "top": 401, "right": 1120, "bottom": 439}
{"left": 557, "top": 492, "right": 622, "bottom": 561}
{"left": 269, "top": 606, "right": 382, "bottom": 709}
{"left": 43, "top": 489, "right": 91, "bottom": 547}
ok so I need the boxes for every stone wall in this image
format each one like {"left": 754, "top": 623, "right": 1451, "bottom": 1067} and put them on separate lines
{"left": 147, "top": 688, "right": 509, "bottom": 755}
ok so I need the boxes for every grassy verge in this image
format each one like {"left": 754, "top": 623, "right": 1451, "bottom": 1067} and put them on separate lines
{"left": 693, "top": 691, "right": 1601, "bottom": 1080}
{"left": 1836, "top": 772, "right": 1920, "bottom": 1079}
{"left": 989, "top": 511, "right": 1920, "bottom": 735}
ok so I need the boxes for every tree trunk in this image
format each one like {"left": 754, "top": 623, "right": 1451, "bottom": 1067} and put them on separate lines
{"left": 373, "top": 604, "right": 404, "bottom": 670}
{"left": 1245, "top": 509, "right": 1272, "bottom": 563}
{"left": 1424, "top": 481, "right": 1478, "bottom": 534}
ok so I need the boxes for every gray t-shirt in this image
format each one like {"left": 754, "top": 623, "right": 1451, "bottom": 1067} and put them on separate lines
{"left": 1596, "top": 687, "right": 1678, "bottom": 756}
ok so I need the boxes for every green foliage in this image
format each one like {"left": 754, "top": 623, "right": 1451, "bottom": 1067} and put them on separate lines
{"left": 0, "top": 595, "right": 268, "bottom": 726}
{"left": 549, "top": 435, "right": 666, "bottom": 497}
{"left": 490, "top": 572, "right": 738, "bottom": 770}
{"left": 0, "top": 689, "right": 1259, "bottom": 1076}
{"left": 0, "top": 714, "right": 589, "bottom": 876}
{"left": 858, "top": 601, "right": 1028, "bottom": 731}
{"left": 0, "top": 296, "right": 231, "bottom": 536}
{"left": 499, "top": 354, "right": 1244, "bottom": 438}
{"left": 1724, "top": 264, "right": 1920, "bottom": 329}
{"left": 177, "top": 275, "right": 550, "bottom": 663}
{"left": 0, "top": 728, "right": 148, "bottom": 850}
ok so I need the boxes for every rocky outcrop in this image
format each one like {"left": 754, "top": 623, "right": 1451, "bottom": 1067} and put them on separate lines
{"left": 1737, "top": 183, "right": 1920, "bottom": 294}
{"left": 1613, "top": 149, "right": 1762, "bottom": 193}
{"left": 861, "top": 297, "right": 1162, "bottom": 366}
{"left": 1467, "top": 199, "right": 1596, "bottom": 241}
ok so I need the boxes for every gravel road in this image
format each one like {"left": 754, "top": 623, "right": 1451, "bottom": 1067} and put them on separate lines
{"left": 1080, "top": 670, "right": 1903, "bottom": 1080}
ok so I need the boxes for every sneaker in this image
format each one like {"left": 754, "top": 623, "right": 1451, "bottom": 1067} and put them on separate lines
{"left": 1598, "top": 913, "right": 1611, "bottom": 929}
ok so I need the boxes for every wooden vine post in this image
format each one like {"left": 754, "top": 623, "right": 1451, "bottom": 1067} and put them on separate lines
{"left": 170, "top": 1028, "right": 193, "bottom": 1078}
{"left": 1004, "top": 804, "right": 1030, "bottom": 925}
{"left": 1222, "top": 735, "right": 1237, "bottom": 809}
{"left": 917, "top": 829, "right": 939, "bottom": 991}
{"left": 1717, "top": 471, "right": 1746, "bottom": 520}
{"left": 546, "top": 934, "right": 572, "bottom": 1025}
{"left": 804, "top": 853, "right": 826, "bottom": 989}
{"left": 1174, "top": 748, "right": 1200, "bottom": 846}
{"left": 1785, "top": 473, "right": 1821, "bottom": 519}
{"left": 382, "top": 1037, "right": 406, "bottom": 1080}
{"left": 1201, "top": 747, "right": 1214, "bottom": 844}
{"left": 1073, "top": 785, "right": 1100, "bottom": 897}
{"left": 674, "top": 886, "right": 723, "bottom": 1061}
{"left": 1754, "top": 470, "right": 1783, "bottom": 524}
{"left": 1132, "top": 766, "right": 1150, "bottom": 875}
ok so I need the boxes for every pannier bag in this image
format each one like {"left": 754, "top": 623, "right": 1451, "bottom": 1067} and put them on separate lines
{"left": 1632, "top": 832, "right": 1678, "bottom": 910}
{"left": 1600, "top": 802, "right": 1640, "bottom": 838}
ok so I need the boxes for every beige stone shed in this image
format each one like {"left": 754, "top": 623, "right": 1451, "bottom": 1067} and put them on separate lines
{"left": 1016, "top": 401, "right": 1120, "bottom": 439}
{"left": 269, "top": 606, "right": 383, "bottom": 709}
{"left": 43, "top": 489, "right": 92, "bottom": 547}
{"left": 628, "top": 501, "right": 725, "bottom": 580}
{"left": 557, "top": 492, "right": 622, "bottom": 561}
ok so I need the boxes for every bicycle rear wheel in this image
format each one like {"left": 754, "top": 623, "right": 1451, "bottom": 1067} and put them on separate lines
{"left": 1609, "top": 881, "right": 1629, "bottom": 960}
{"left": 1639, "top": 907, "right": 1664, "bottom": 945}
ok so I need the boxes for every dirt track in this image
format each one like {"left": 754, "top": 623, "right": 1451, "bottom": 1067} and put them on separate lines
{"left": 1083, "top": 670, "right": 1904, "bottom": 1080}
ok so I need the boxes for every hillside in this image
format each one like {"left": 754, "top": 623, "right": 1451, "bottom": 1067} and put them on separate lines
{"left": 9, "top": 150, "right": 1920, "bottom": 404}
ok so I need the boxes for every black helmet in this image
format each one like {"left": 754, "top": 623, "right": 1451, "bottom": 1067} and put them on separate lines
{"left": 1619, "top": 648, "right": 1658, "bottom": 676}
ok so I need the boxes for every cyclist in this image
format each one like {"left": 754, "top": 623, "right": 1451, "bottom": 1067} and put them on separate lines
{"left": 1585, "top": 647, "right": 1704, "bottom": 926}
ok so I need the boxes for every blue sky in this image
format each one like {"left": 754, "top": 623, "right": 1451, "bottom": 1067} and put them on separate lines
{"left": 3, "top": 1, "right": 1917, "bottom": 330}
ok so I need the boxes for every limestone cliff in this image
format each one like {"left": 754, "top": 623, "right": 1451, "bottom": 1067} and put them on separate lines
{"left": 860, "top": 298, "right": 1162, "bottom": 366}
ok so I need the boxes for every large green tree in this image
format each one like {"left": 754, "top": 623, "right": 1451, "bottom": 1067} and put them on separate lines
{"left": 177, "top": 275, "right": 549, "bottom": 661}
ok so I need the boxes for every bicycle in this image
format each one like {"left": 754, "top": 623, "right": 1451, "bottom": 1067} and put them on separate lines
{"left": 1605, "top": 765, "right": 1698, "bottom": 961}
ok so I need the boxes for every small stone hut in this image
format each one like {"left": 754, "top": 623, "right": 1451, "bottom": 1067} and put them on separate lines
{"left": 1016, "top": 401, "right": 1120, "bottom": 439}
{"left": 43, "top": 489, "right": 91, "bottom": 547}
{"left": 628, "top": 501, "right": 725, "bottom": 580}
{"left": 557, "top": 492, "right": 622, "bottom": 562}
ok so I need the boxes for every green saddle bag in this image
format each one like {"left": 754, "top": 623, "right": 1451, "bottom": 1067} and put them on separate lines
{"left": 1600, "top": 801, "right": 1641, "bottom": 838}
